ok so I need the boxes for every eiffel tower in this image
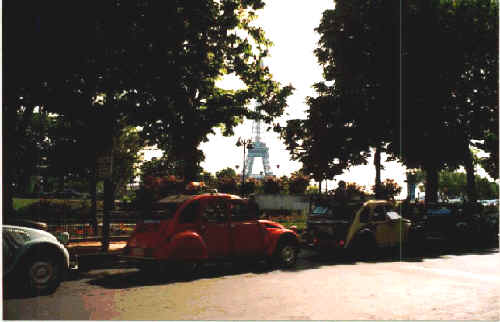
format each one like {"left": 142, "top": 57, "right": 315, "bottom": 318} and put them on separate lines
{"left": 244, "top": 118, "right": 273, "bottom": 179}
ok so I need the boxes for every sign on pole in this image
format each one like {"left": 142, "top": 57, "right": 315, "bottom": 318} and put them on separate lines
{"left": 97, "top": 154, "right": 113, "bottom": 179}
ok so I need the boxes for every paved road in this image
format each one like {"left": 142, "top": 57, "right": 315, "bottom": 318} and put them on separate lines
{"left": 4, "top": 245, "right": 499, "bottom": 320}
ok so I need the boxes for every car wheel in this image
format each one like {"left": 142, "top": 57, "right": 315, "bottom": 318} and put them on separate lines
{"left": 350, "top": 232, "right": 376, "bottom": 260}
{"left": 273, "top": 239, "right": 299, "bottom": 269}
{"left": 25, "top": 255, "right": 62, "bottom": 295}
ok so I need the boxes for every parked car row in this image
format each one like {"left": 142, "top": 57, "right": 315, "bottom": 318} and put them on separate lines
{"left": 4, "top": 193, "right": 497, "bottom": 297}
{"left": 303, "top": 197, "right": 498, "bottom": 257}
{"left": 304, "top": 199, "right": 425, "bottom": 257}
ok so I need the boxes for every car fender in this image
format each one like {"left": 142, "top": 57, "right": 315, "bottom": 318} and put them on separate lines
{"left": 162, "top": 230, "right": 208, "bottom": 261}
{"left": 265, "top": 229, "right": 299, "bottom": 257}
{"left": 346, "top": 227, "right": 374, "bottom": 248}
{"left": 12, "top": 241, "right": 69, "bottom": 276}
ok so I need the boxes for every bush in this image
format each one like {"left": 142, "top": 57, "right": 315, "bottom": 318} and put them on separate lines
{"left": 372, "top": 179, "right": 402, "bottom": 200}
{"left": 216, "top": 177, "right": 238, "bottom": 194}
{"left": 15, "top": 199, "right": 100, "bottom": 224}
{"left": 262, "top": 177, "right": 281, "bottom": 194}
{"left": 240, "top": 179, "right": 257, "bottom": 195}
{"left": 289, "top": 174, "right": 310, "bottom": 194}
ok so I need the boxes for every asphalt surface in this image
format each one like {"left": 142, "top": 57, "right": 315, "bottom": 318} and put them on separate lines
{"left": 3, "top": 243, "right": 499, "bottom": 320}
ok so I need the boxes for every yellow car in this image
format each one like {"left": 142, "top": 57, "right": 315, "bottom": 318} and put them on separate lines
{"left": 306, "top": 200, "right": 419, "bottom": 257}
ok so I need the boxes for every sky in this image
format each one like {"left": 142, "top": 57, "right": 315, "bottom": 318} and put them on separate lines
{"left": 144, "top": 1, "right": 493, "bottom": 198}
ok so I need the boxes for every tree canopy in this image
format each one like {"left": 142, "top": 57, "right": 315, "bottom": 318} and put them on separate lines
{"left": 283, "top": 0, "right": 498, "bottom": 202}
{"left": 4, "top": 0, "right": 293, "bottom": 216}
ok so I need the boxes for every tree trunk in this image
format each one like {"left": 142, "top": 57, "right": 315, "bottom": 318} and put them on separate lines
{"left": 101, "top": 177, "right": 112, "bottom": 252}
{"left": 424, "top": 163, "right": 439, "bottom": 204}
{"left": 58, "top": 175, "right": 65, "bottom": 191}
{"left": 374, "top": 147, "right": 382, "bottom": 198}
{"left": 101, "top": 144, "right": 114, "bottom": 252}
{"left": 89, "top": 165, "right": 98, "bottom": 236}
{"left": 464, "top": 147, "right": 478, "bottom": 203}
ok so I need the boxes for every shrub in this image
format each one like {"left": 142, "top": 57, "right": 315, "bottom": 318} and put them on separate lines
{"left": 240, "top": 178, "right": 257, "bottom": 195}
{"left": 289, "top": 174, "right": 310, "bottom": 194}
{"left": 216, "top": 176, "right": 238, "bottom": 194}
{"left": 372, "top": 179, "right": 402, "bottom": 200}
{"left": 262, "top": 177, "right": 281, "bottom": 194}
{"left": 15, "top": 199, "right": 99, "bottom": 224}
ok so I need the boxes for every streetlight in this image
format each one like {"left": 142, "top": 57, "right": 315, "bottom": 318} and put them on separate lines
{"left": 236, "top": 137, "right": 253, "bottom": 189}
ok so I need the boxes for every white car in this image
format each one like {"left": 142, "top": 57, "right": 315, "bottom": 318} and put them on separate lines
{"left": 3, "top": 225, "right": 70, "bottom": 295}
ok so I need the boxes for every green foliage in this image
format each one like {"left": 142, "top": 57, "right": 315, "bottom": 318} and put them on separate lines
{"left": 372, "top": 179, "right": 402, "bottom": 200}
{"left": 262, "top": 177, "right": 282, "bottom": 194}
{"left": 15, "top": 199, "right": 102, "bottom": 224}
{"left": 240, "top": 179, "right": 257, "bottom": 195}
{"left": 199, "top": 171, "right": 217, "bottom": 189}
{"left": 13, "top": 198, "right": 41, "bottom": 211}
{"left": 216, "top": 177, "right": 239, "bottom": 194}
{"left": 286, "top": 0, "right": 498, "bottom": 204}
{"left": 140, "top": 155, "right": 184, "bottom": 182}
{"left": 216, "top": 167, "right": 237, "bottom": 179}
{"left": 288, "top": 173, "right": 310, "bottom": 194}
{"left": 438, "top": 170, "right": 499, "bottom": 200}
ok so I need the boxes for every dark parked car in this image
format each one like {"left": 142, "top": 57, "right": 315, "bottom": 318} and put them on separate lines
{"left": 417, "top": 203, "right": 483, "bottom": 242}
{"left": 3, "top": 225, "right": 70, "bottom": 295}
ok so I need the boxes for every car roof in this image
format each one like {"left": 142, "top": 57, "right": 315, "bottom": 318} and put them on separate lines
{"left": 156, "top": 193, "right": 243, "bottom": 204}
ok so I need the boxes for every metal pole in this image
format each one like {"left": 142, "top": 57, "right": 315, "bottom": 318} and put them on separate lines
{"left": 242, "top": 142, "right": 246, "bottom": 187}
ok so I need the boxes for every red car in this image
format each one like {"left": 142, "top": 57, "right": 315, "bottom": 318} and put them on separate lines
{"left": 122, "top": 193, "right": 300, "bottom": 274}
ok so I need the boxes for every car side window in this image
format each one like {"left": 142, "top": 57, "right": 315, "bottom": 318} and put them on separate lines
{"left": 203, "top": 200, "right": 227, "bottom": 223}
{"left": 373, "top": 205, "right": 387, "bottom": 222}
{"left": 230, "top": 201, "right": 250, "bottom": 221}
{"left": 360, "top": 207, "right": 370, "bottom": 223}
{"left": 179, "top": 201, "right": 200, "bottom": 224}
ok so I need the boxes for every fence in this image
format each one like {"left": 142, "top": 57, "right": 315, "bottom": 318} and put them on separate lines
{"left": 47, "top": 222, "right": 136, "bottom": 241}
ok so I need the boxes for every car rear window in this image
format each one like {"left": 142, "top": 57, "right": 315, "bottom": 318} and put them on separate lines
{"left": 144, "top": 202, "right": 181, "bottom": 220}
{"left": 310, "top": 203, "right": 360, "bottom": 221}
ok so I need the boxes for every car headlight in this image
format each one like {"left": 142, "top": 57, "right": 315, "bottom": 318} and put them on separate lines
{"left": 4, "top": 228, "right": 32, "bottom": 245}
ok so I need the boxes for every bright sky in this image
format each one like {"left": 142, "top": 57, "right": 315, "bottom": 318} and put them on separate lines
{"left": 145, "top": 1, "right": 493, "bottom": 198}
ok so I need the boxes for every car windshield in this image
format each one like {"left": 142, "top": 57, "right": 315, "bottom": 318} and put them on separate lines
{"left": 310, "top": 203, "right": 360, "bottom": 221}
{"left": 145, "top": 202, "right": 182, "bottom": 220}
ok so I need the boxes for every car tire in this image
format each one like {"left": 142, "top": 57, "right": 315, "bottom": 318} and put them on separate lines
{"left": 24, "top": 254, "right": 62, "bottom": 295}
{"left": 272, "top": 239, "right": 299, "bottom": 269}
{"left": 350, "top": 232, "right": 376, "bottom": 260}
{"left": 175, "top": 261, "right": 200, "bottom": 280}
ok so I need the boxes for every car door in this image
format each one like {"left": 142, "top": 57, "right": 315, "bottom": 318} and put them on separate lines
{"left": 372, "top": 205, "right": 396, "bottom": 247}
{"left": 371, "top": 205, "right": 391, "bottom": 247}
{"left": 229, "top": 200, "right": 266, "bottom": 257}
{"left": 200, "top": 198, "right": 231, "bottom": 259}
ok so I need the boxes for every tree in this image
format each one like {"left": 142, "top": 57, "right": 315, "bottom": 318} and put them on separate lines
{"left": 438, "top": 170, "right": 499, "bottom": 200}
{"left": 140, "top": 154, "right": 187, "bottom": 183}
{"left": 134, "top": 1, "right": 294, "bottom": 182}
{"left": 216, "top": 167, "right": 237, "bottom": 180}
{"left": 288, "top": 172, "right": 310, "bottom": 195}
{"left": 281, "top": 91, "right": 371, "bottom": 186}
{"left": 299, "top": 0, "right": 498, "bottom": 204}
{"left": 372, "top": 179, "right": 402, "bottom": 201}
{"left": 6, "top": 1, "right": 292, "bottom": 250}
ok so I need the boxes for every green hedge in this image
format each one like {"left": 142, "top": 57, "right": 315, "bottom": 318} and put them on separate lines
{"left": 14, "top": 199, "right": 103, "bottom": 224}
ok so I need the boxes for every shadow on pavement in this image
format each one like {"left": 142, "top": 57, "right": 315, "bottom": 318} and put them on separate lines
{"left": 81, "top": 241, "right": 498, "bottom": 290}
